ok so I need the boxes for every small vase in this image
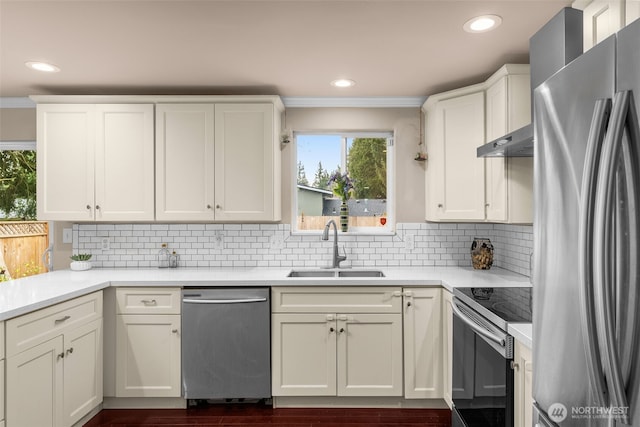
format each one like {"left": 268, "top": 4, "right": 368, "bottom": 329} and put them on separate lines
{"left": 70, "top": 261, "right": 92, "bottom": 271}
{"left": 339, "top": 201, "right": 349, "bottom": 232}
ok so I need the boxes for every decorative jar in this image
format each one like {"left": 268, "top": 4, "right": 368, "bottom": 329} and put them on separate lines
{"left": 470, "top": 237, "right": 494, "bottom": 270}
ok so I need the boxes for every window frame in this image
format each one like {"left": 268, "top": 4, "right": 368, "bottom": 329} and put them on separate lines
{"left": 291, "top": 131, "right": 395, "bottom": 235}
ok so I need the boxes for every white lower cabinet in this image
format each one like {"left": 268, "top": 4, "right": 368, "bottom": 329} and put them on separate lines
{"left": 271, "top": 287, "right": 403, "bottom": 397}
{"left": 5, "top": 292, "right": 103, "bottom": 427}
{"left": 115, "top": 288, "right": 181, "bottom": 398}
{"left": 514, "top": 340, "right": 534, "bottom": 427}
{"left": 403, "top": 288, "right": 442, "bottom": 399}
{"left": 441, "top": 290, "right": 454, "bottom": 408}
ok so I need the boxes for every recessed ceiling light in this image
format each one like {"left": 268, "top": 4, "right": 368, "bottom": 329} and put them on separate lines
{"left": 331, "top": 79, "right": 355, "bottom": 88}
{"left": 25, "top": 61, "right": 61, "bottom": 73}
{"left": 463, "top": 15, "right": 502, "bottom": 33}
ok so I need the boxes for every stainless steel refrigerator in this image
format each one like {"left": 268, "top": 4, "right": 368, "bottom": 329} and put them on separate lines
{"left": 533, "top": 19, "right": 640, "bottom": 427}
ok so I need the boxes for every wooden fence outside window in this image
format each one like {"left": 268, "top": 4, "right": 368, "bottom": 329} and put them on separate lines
{"left": 0, "top": 221, "right": 49, "bottom": 280}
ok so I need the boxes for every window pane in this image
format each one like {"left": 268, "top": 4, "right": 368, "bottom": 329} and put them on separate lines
{"left": 296, "top": 134, "right": 389, "bottom": 232}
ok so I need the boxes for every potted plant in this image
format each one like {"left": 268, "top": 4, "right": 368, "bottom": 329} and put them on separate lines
{"left": 70, "top": 253, "right": 92, "bottom": 271}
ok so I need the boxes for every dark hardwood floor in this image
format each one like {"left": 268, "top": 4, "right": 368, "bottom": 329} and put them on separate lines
{"left": 84, "top": 403, "right": 452, "bottom": 427}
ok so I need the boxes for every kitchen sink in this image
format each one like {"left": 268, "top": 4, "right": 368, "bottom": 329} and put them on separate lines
{"left": 286, "top": 269, "right": 385, "bottom": 278}
{"left": 337, "top": 270, "right": 385, "bottom": 278}
{"left": 286, "top": 270, "right": 337, "bottom": 278}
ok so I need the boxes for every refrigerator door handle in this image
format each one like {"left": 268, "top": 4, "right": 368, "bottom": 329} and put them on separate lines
{"left": 594, "top": 90, "right": 634, "bottom": 424}
{"left": 578, "top": 98, "right": 611, "bottom": 408}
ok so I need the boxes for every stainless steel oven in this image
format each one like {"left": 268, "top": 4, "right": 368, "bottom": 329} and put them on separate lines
{"left": 451, "top": 287, "right": 532, "bottom": 427}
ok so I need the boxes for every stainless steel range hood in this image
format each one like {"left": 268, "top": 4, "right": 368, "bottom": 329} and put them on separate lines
{"left": 477, "top": 123, "right": 533, "bottom": 157}
{"left": 477, "top": 7, "right": 583, "bottom": 158}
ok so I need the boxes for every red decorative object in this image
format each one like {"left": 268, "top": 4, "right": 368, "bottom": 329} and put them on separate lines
{"left": 380, "top": 217, "right": 387, "bottom": 226}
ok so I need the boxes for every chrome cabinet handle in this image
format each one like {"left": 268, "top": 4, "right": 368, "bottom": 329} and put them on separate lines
{"left": 140, "top": 299, "right": 157, "bottom": 305}
{"left": 55, "top": 315, "right": 71, "bottom": 323}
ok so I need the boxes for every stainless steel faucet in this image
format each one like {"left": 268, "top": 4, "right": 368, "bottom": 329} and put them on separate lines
{"left": 322, "top": 219, "right": 347, "bottom": 268}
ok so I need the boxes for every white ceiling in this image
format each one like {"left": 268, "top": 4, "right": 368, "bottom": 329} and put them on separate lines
{"left": 0, "top": 0, "right": 573, "bottom": 99}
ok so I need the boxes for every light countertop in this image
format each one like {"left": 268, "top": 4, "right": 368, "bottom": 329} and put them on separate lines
{"left": 508, "top": 323, "right": 533, "bottom": 348}
{"left": 0, "top": 266, "right": 530, "bottom": 322}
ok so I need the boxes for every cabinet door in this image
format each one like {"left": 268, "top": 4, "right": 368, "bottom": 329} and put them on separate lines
{"left": 582, "top": 0, "right": 625, "bottom": 50}
{"left": 485, "top": 78, "right": 508, "bottom": 222}
{"left": 514, "top": 341, "right": 534, "bottom": 427}
{"left": 214, "top": 103, "right": 279, "bottom": 221}
{"left": 337, "top": 313, "right": 403, "bottom": 397}
{"left": 63, "top": 319, "right": 102, "bottom": 426}
{"left": 442, "top": 290, "right": 454, "bottom": 409}
{"left": 6, "top": 336, "right": 64, "bottom": 427}
{"left": 37, "top": 104, "right": 95, "bottom": 221}
{"left": 271, "top": 313, "right": 336, "bottom": 396}
{"left": 430, "top": 92, "right": 485, "bottom": 221}
{"left": 155, "top": 104, "right": 215, "bottom": 221}
{"left": 403, "top": 288, "right": 442, "bottom": 399}
{"left": 115, "top": 315, "right": 181, "bottom": 397}
{"left": 95, "top": 104, "right": 154, "bottom": 221}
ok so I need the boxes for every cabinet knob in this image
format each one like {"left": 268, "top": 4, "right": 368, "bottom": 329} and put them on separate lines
{"left": 66, "top": 347, "right": 74, "bottom": 356}
{"left": 329, "top": 327, "right": 335, "bottom": 333}
{"left": 339, "top": 328, "right": 345, "bottom": 333}
{"left": 57, "top": 352, "right": 65, "bottom": 360}
{"left": 216, "top": 204, "right": 222, "bottom": 209}
{"left": 207, "top": 204, "right": 212, "bottom": 209}
{"left": 407, "top": 301, "right": 412, "bottom": 307}
{"left": 510, "top": 361, "right": 519, "bottom": 371}
{"left": 437, "top": 204, "right": 443, "bottom": 208}
{"left": 172, "top": 329, "right": 179, "bottom": 334}
{"left": 95, "top": 205, "right": 100, "bottom": 210}
{"left": 485, "top": 203, "right": 490, "bottom": 207}
{"left": 86, "top": 205, "right": 91, "bottom": 210}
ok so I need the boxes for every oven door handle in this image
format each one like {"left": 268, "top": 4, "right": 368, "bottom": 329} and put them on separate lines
{"left": 450, "top": 298, "right": 506, "bottom": 347}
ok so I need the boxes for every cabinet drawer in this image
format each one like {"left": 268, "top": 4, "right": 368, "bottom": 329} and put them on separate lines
{"left": 272, "top": 287, "right": 402, "bottom": 313}
{"left": 6, "top": 291, "right": 102, "bottom": 358}
{"left": 116, "top": 288, "right": 181, "bottom": 314}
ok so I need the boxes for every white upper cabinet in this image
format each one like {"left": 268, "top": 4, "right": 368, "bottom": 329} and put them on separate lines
{"left": 425, "top": 88, "right": 486, "bottom": 221}
{"left": 156, "top": 101, "right": 282, "bottom": 222}
{"left": 484, "top": 68, "right": 533, "bottom": 224}
{"left": 574, "top": 0, "right": 639, "bottom": 50}
{"left": 37, "top": 103, "right": 154, "bottom": 221}
{"left": 214, "top": 103, "right": 280, "bottom": 221}
{"left": 424, "top": 64, "right": 533, "bottom": 224}
{"left": 155, "top": 104, "right": 216, "bottom": 221}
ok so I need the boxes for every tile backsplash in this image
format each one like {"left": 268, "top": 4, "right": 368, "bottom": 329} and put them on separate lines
{"left": 73, "top": 222, "right": 533, "bottom": 276}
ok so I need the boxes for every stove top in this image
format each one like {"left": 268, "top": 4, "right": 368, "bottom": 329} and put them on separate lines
{"left": 453, "top": 287, "right": 532, "bottom": 328}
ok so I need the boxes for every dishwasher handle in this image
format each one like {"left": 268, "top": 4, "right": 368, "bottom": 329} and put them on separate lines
{"left": 182, "top": 297, "right": 267, "bottom": 304}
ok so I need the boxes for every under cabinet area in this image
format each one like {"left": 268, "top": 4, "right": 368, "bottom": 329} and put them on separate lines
{"left": 36, "top": 104, "right": 155, "bottom": 221}
{"left": 271, "top": 287, "right": 404, "bottom": 397}
{"left": 114, "top": 288, "right": 181, "bottom": 398}
{"left": 5, "top": 291, "right": 103, "bottom": 427}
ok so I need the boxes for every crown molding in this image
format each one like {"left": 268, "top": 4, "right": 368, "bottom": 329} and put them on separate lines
{"left": 282, "top": 97, "right": 426, "bottom": 108}
{"left": 0, "top": 97, "right": 36, "bottom": 108}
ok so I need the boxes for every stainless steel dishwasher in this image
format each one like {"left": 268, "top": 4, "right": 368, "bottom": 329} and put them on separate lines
{"left": 181, "top": 288, "right": 271, "bottom": 401}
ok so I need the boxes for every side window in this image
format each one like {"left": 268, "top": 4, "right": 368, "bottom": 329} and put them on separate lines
{"left": 294, "top": 132, "right": 393, "bottom": 233}
{"left": 0, "top": 142, "right": 48, "bottom": 280}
